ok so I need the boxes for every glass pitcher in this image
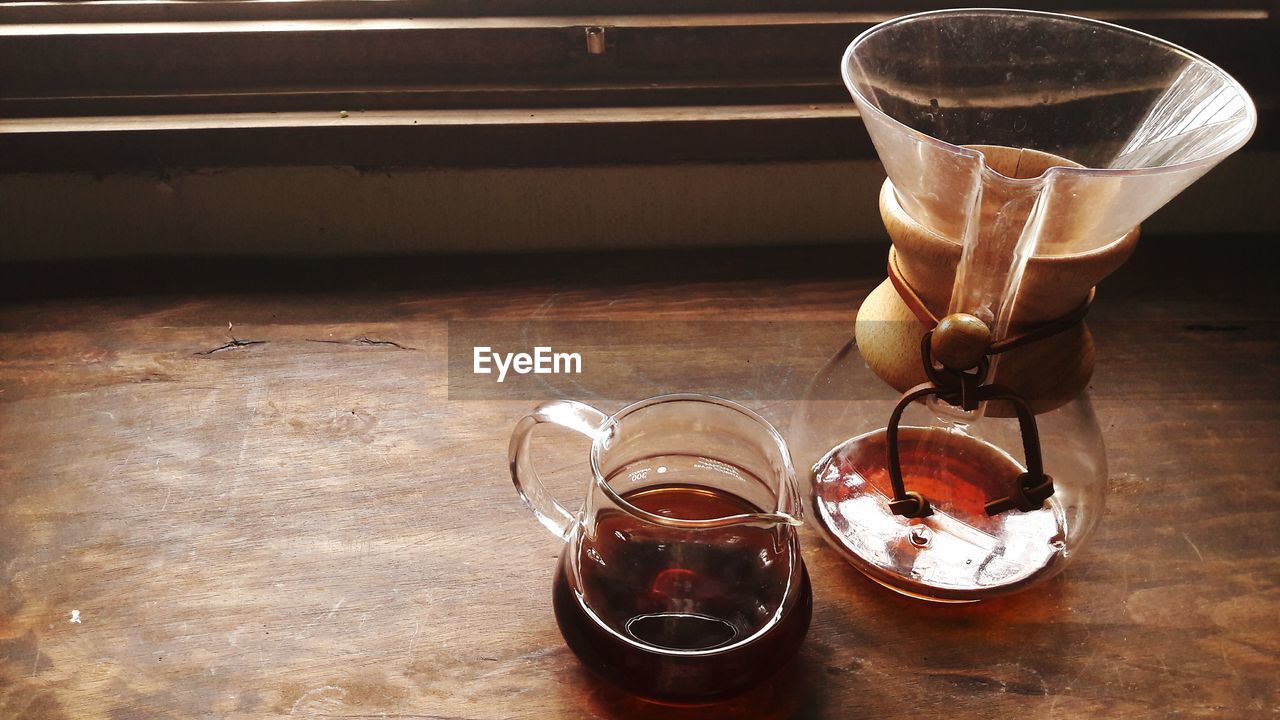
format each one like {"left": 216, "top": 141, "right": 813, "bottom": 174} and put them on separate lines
{"left": 509, "top": 394, "right": 811, "bottom": 703}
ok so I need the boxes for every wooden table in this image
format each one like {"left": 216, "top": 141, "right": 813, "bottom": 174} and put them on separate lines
{"left": 1, "top": 242, "right": 1276, "bottom": 718}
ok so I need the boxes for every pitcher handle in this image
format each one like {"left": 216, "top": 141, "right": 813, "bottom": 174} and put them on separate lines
{"left": 509, "top": 400, "right": 611, "bottom": 541}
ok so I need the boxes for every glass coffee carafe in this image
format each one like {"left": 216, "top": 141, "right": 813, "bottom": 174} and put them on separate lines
{"left": 510, "top": 394, "right": 811, "bottom": 703}
{"left": 794, "top": 9, "right": 1256, "bottom": 602}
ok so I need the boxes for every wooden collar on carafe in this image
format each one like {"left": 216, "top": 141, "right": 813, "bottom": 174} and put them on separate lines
{"left": 886, "top": 247, "right": 1096, "bottom": 361}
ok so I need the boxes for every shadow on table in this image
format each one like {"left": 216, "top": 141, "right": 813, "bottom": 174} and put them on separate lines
{"left": 563, "top": 560, "right": 1080, "bottom": 719}
{"left": 573, "top": 651, "right": 825, "bottom": 720}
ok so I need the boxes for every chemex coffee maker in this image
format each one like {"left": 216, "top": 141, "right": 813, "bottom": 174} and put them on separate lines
{"left": 795, "top": 8, "right": 1256, "bottom": 602}
{"left": 512, "top": 8, "right": 1257, "bottom": 705}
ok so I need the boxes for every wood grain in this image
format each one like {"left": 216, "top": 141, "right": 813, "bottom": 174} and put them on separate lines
{"left": 0, "top": 244, "right": 1276, "bottom": 718}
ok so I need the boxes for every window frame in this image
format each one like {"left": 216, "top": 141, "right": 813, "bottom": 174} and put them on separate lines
{"left": 1, "top": 1, "right": 1274, "bottom": 172}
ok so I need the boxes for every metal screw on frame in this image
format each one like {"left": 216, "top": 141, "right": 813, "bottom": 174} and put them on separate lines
{"left": 585, "top": 26, "right": 606, "bottom": 55}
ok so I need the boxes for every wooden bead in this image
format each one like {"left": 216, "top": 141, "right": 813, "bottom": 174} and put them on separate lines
{"left": 931, "top": 313, "right": 992, "bottom": 370}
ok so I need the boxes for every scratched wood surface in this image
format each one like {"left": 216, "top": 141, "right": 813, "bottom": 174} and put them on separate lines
{"left": 0, "top": 242, "right": 1276, "bottom": 719}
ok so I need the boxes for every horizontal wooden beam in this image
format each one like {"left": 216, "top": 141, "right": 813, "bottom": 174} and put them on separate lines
{"left": 2, "top": 14, "right": 1272, "bottom": 100}
{"left": 0, "top": 80, "right": 844, "bottom": 118}
{"left": 3, "top": 96, "right": 1273, "bottom": 172}
{"left": 1, "top": 0, "right": 1271, "bottom": 24}
{"left": 0, "top": 104, "right": 876, "bottom": 171}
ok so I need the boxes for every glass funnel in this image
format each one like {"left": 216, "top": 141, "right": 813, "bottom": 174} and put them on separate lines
{"left": 795, "top": 9, "right": 1256, "bottom": 602}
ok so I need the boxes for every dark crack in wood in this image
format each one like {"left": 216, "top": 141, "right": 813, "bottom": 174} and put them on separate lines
{"left": 195, "top": 338, "right": 267, "bottom": 355}
{"left": 1184, "top": 324, "right": 1248, "bottom": 333}
{"left": 306, "top": 336, "right": 418, "bottom": 350}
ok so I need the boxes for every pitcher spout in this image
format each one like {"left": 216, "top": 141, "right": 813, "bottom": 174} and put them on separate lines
{"left": 766, "top": 511, "right": 804, "bottom": 528}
